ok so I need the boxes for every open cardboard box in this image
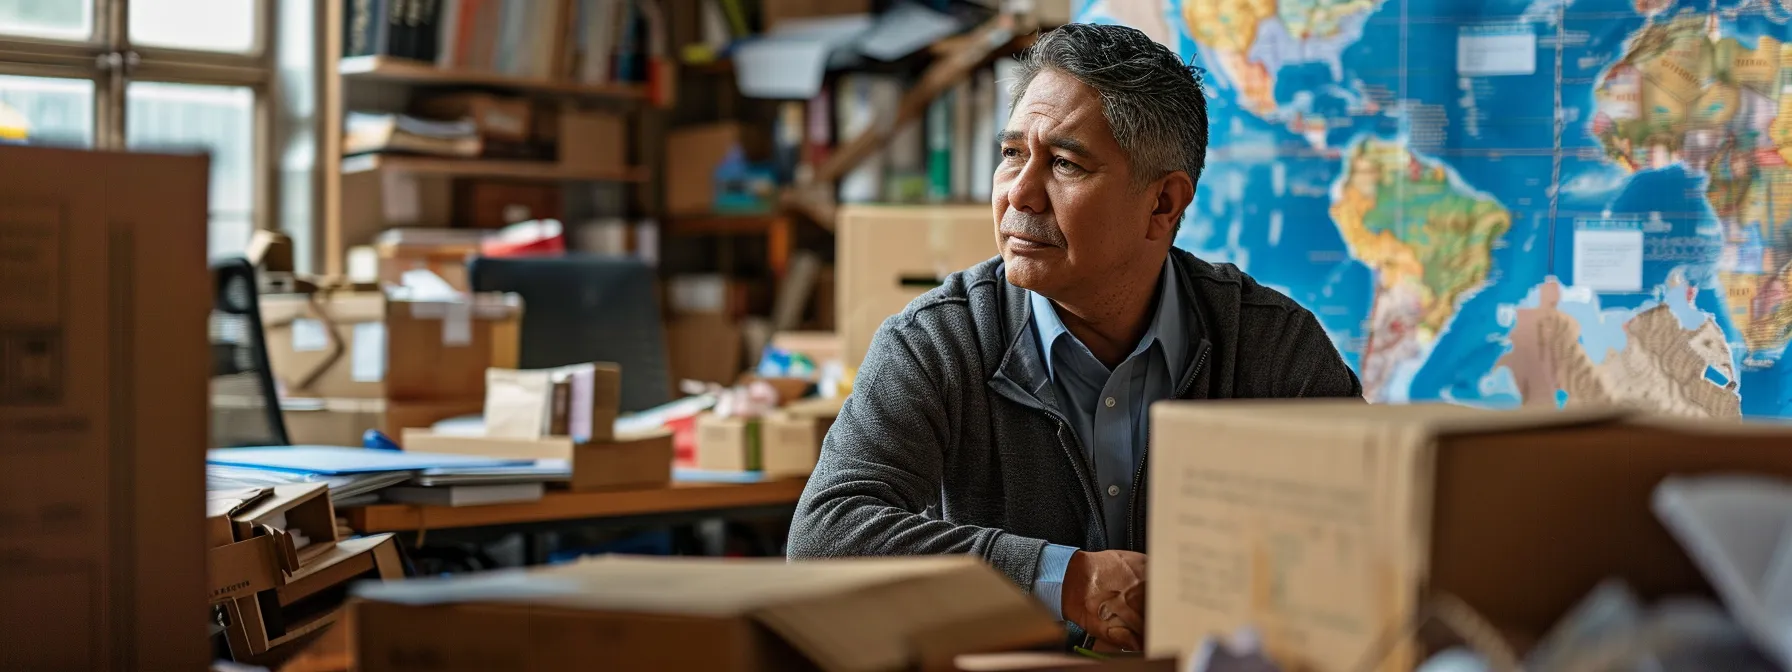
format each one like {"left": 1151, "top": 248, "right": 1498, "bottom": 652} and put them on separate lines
{"left": 207, "top": 488, "right": 289, "bottom": 605}
{"left": 401, "top": 429, "right": 674, "bottom": 491}
{"left": 1145, "top": 401, "right": 1792, "bottom": 671}
{"left": 351, "top": 555, "right": 1061, "bottom": 672}
{"left": 223, "top": 533, "right": 404, "bottom": 659}
{"left": 230, "top": 483, "right": 340, "bottom": 566}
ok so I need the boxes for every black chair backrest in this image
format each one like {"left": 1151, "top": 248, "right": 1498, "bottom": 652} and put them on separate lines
{"left": 210, "top": 257, "right": 288, "bottom": 448}
{"left": 468, "top": 255, "right": 672, "bottom": 413}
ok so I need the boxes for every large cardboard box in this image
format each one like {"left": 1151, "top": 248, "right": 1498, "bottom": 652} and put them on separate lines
{"left": 836, "top": 205, "right": 995, "bottom": 367}
{"left": 351, "top": 555, "right": 1061, "bottom": 672}
{"left": 1145, "top": 401, "right": 1792, "bottom": 671}
{"left": 282, "top": 397, "right": 386, "bottom": 446}
{"left": 261, "top": 291, "right": 521, "bottom": 401}
{"left": 0, "top": 145, "right": 211, "bottom": 670}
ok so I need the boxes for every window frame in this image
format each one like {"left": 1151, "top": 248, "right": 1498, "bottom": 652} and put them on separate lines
{"left": 0, "top": 0, "right": 280, "bottom": 236}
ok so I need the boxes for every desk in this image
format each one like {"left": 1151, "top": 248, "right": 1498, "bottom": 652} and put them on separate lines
{"left": 343, "top": 479, "right": 808, "bottom": 533}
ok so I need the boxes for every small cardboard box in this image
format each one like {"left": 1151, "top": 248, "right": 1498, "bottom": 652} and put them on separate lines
{"left": 484, "top": 362, "right": 621, "bottom": 442}
{"left": 696, "top": 413, "right": 762, "bottom": 472}
{"left": 761, "top": 398, "right": 842, "bottom": 478}
{"left": 350, "top": 555, "right": 1061, "bottom": 672}
{"left": 282, "top": 397, "right": 386, "bottom": 447}
{"left": 558, "top": 108, "right": 627, "bottom": 171}
{"left": 208, "top": 535, "right": 286, "bottom": 606}
{"left": 1145, "top": 402, "right": 1792, "bottom": 671}
{"left": 224, "top": 534, "right": 404, "bottom": 659}
{"left": 402, "top": 430, "right": 674, "bottom": 491}
{"left": 836, "top": 205, "right": 996, "bottom": 367}
{"left": 261, "top": 291, "right": 522, "bottom": 401}
{"left": 230, "top": 483, "right": 340, "bottom": 565}
{"left": 384, "top": 398, "right": 485, "bottom": 436}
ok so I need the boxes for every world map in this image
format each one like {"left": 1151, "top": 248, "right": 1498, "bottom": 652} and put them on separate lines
{"left": 1074, "top": 0, "right": 1792, "bottom": 417}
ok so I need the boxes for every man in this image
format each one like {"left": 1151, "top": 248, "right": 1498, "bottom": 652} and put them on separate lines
{"left": 787, "top": 24, "right": 1362, "bottom": 649}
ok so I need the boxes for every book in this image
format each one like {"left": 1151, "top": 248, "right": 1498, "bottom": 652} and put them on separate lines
{"left": 383, "top": 482, "right": 547, "bottom": 506}
{"left": 344, "top": 112, "right": 482, "bottom": 157}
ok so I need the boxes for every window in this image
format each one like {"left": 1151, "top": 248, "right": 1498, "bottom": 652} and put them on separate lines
{"left": 0, "top": 0, "right": 276, "bottom": 260}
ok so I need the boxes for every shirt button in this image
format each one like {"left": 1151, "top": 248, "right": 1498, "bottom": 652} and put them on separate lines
{"left": 1107, "top": 485, "right": 1120, "bottom": 497}
{"left": 1104, "top": 397, "right": 1116, "bottom": 408}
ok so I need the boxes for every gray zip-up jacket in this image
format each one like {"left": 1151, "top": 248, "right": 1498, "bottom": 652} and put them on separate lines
{"left": 787, "top": 249, "right": 1363, "bottom": 593}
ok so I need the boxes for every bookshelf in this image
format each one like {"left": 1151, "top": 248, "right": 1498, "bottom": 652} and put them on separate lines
{"left": 341, "top": 154, "right": 650, "bottom": 183}
{"left": 340, "top": 56, "right": 648, "bottom": 100}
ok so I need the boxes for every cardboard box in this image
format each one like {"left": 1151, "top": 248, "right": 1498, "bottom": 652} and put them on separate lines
{"left": 413, "top": 92, "right": 532, "bottom": 142}
{"left": 261, "top": 290, "right": 522, "bottom": 401}
{"left": 452, "top": 180, "right": 562, "bottom": 229}
{"left": 230, "top": 483, "right": 340, "bottom": 565}
{"left": 667, "top": 313, "right": 746, "bottom": 385}
{"left": 559, "top": 108, "right": 627, "bottom": 171}
{"left": 351, "top": 555, "right": 1061, "bottom": 672}
{"left": 208, "top": 535, "right": 286, "bottom": 605}
{"left": 401, "top": 430, "right": 675, "bottom": 491}
{"left": 336, "top": 171, "right": 454, "bottom": 275}
{"left": 836, "top": 205, "right": 996, "bottom": 367}
{"left": 696, "top": 413, "right": 762, "bottom": 472}
{"left": 1145, "top": 402, "right": 1792, "bottom": 671}
{"left": 761, "top": 397, "right": 842, "bottom": 478}
{"left": 224, "top": 533, "right": 404, "bottom": 659}
{"left": 483, "top": 362, "right": 621, "bottom": 442}
{"left": 0, "top": 145, "right": 211, "bottom": 670}
{"left": 667, "top": 122, "right": 743, "bottom": 214}
{"left": 282, "top": 397, "right": 386, "bottom": 446}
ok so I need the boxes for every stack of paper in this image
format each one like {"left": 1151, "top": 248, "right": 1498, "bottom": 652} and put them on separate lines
{"left": 206, "top": 446, "right": 533, "bottom": 504}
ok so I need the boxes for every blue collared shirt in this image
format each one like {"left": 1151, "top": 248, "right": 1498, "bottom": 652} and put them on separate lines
{"left": 1029, "top": 257, "right": 1189, "bottom": 620}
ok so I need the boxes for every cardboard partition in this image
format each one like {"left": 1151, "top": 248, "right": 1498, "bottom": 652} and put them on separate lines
{"left": 225, "top": 534, "right": 404, "bottom": 659}
{"left": 696, "top": 414, "right": 762, "bottom": 472}
{"left": 0, "top": 145, "right": 212, "bottom": 671}
{"left": 209, "top": 535, "right": 285, "bottom": 605}
{"left": 351, "top": 555, "right": 1061, "bottom": 672}
{"left": 1144, "top": 401, "right": 1792, "bottom": 672}
{"left": 230, "top": 483, "right": 340, "bottom": 564}
{"left": 836, "top": 205, "right": 996, "bottom": 368}
{"left": 260, "top": 291, "right": 522, "bottom": 402}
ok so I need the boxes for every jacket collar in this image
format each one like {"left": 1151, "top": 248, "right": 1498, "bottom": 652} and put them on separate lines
{"left": 989, "top": 250, "right": 1211, "bottom": 409}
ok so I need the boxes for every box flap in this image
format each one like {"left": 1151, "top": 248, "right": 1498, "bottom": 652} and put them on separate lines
{"left": 1150, "top": 399, "right": 1628, "bottom": 436}
{"left": 208, "top": 536, "right": 283, "bottom": 604}
{"left": 230, "top": 483, "right": 329, "bottom": 524}
{"left": 285, "top": 533, "right": 394, "bottom": 585}
{"left": 207, "top": 487, "right": 271, "bottom": 519}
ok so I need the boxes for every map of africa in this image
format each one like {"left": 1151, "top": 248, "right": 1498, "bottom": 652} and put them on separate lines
{"left": 1074, "top": 0, "right": 1792, "bottom": 417}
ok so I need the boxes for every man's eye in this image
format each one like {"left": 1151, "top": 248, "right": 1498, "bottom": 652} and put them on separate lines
{"left": 1053, "top": 157, "right": 1082, "bottom": 173}
{"left": 1002, "top": 147, "right": 1022, "bottom": 159}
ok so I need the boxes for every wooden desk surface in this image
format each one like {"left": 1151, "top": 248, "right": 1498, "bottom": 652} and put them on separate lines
{"left": 343, "top": 478, "right": 808, "bottom": 533}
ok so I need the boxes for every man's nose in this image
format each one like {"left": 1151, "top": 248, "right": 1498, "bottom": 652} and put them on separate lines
{"left": 1005, "top": 155, "right": 1049, "bottom": 214}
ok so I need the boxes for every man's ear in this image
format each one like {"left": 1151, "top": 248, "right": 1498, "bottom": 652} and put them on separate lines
{"left": 1147, "top": 171, "right": 1194, "bottom": 242}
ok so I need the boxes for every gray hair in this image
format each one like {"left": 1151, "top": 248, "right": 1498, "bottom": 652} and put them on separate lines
{"left": 1009, "top": 24, "right": 1209, "bottom": 192}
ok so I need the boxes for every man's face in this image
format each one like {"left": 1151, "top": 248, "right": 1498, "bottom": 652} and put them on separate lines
{"left": 992, "top": 69, "right": 1168, "bottom": 298}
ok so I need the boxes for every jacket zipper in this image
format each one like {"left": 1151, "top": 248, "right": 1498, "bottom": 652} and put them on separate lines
{"left": 1052, "top": 419, "right": 1108, "bottom": 546}
{"left": 1125, "top": 342, "right": 1209, "bottom": 550}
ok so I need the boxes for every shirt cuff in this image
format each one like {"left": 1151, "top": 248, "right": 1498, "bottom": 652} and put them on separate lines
{"left": 1032, "top": 543, "right": 1078, "bottom": 621}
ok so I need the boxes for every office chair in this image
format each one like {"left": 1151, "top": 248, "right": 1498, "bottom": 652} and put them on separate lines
{"left": 210, "top": 256, "right": 289, "bottom": 448}
{"left": 468, "top": 255, "right": 673, "bottom": 413}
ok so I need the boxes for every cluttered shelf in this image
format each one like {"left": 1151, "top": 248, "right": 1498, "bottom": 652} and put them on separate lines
{"left": 340, "top": 153, "right": 650, "bottom": 182}
{"left": 343, "top": 478, "right": 808, "bottom": 533}
{"left": 665, "top": 213, "right": 790, "bottom": 236}
{"left": 340, "top": 55, "right": 649, "bottom": 100}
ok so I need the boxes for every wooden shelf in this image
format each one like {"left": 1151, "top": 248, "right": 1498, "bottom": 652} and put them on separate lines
{"left": 665, "top": 213, "right": 786, "bottom": 236}
{"left": 341, "top": 154, "right": 650, "bottom": 182}
{"left": 342, "top": 479, "right": 808, "bottom": 533}
{"left": 340, "top": 55, "right": 647, "bottom": 100}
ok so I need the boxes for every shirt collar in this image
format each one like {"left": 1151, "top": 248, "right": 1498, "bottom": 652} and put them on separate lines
{"left": 1029, "top": 256, "right": 1187, "bottom": 379}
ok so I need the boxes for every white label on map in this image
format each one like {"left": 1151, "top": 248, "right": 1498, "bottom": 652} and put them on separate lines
{"left": 1458, "top": 27, "right": 1536, "bottom": 76}
{"left": 351, "top": 322, "right": 386, "bottom": 383}
{"left": 1574, "top": 229, "right": 1644, "bottom": 292}
{"left": 290, "top": 318, "right": 328, "bottom": 352}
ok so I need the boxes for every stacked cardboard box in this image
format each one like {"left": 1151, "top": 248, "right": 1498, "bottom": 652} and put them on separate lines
{"left": 694, "top": 396, "right": 842, "bottom": 478}
{"left": 402, "top": 362, "right": 674, "bottom": 491}
{"left": 1144, "top": 401, "right": 1792, "bottom": 671}
{"left": 259, "top": 290, "right": 522, "bottom": 445}
{"left": 206, "top": 483, "right": 404, "bottom": 660}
